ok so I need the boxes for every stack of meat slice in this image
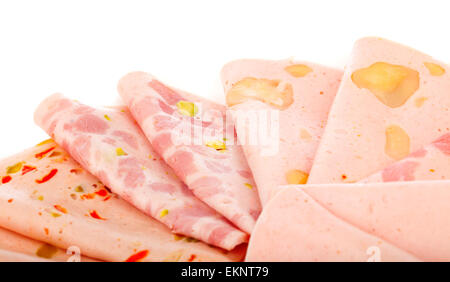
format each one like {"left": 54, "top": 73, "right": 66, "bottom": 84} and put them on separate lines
{"left": 118, "top": 72, "right": 261, "bottom": 234}
{"left": 1, "top": 74, "right": 258, "bottom": 261}
{"left": 1, "top": 36, "right": 449, "bottom": 262}
{"left": 234, "top": 38, "right": 450, "bottom": 261}
{"left": 0, "top": 139, "right": 245, "bottom": 261}
{"left": 33, "top": 95, "right": 248, "bottom": 251}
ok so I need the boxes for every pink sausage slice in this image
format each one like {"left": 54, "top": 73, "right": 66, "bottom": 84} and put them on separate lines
{"left": 118, "top": 72, "right": 261, "bottom": 234}
{"left": 33, "top": 95, "right": 247, "bottom": 250}
{"left": 246, "top": 187, "right": 419, "bottom": 262}
{"left": 302, "top": 181, "right": 450, "bottom": 261}
{"left": 308, "top": 37, "right": 450, "bottom": 184}
{"left": 221, "top": 59, "right": 342, "bottom": 205}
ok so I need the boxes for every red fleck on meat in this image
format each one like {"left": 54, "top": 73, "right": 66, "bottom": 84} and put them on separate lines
{"left": 35, "top": 147, "right": 56, "bottom": 159}
{"left": 125, "top": 250, "right": 149, "bottom": 262}
{"left": 35, "top": 169, "right": 58, "bottom": 184}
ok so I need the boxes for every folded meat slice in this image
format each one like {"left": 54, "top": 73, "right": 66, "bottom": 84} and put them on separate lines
{"left": 34, "top": 95, "right": 248, "bottom": 250}
{"left": 246, "top": 187, "right": 419, "bottom": 262}
{"left": 0, "top": 139, "right": 246, "bottom": 261}
{"left": 362, "top": 133, "right": 450, "bottom": 182}
{"left": 0, "top": 250, "right": 53, "bottom": 262}
{"left": 308, "top": 37, "right": 450, "bottom": 184}
{"left": 118, "top": 72, "right": 261, "bottom": 233}
{"left": 301, "top": 181, "right": 450, "bottom": 261}
{"left": 221, "top": 59, "right": 342, "bottom": 205}
{"left": 0, "top": 227, "right": 95, "bottom": 262}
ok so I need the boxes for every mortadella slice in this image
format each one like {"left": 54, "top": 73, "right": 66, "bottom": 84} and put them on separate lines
{"left": 246, "top": 187, "right": 419, "bottom": 262}
{"left": 0, "top": 227, "right": 95, "bottom": 262}
{"left": 34, "top": 95, "right": 248, "bottom": 250}
{"left": 221, "top": 59, "right": 342, "bottom": 205}
{"left": 308, "top": 37, "right": 450, "bottom": 184}
{"left": 118, "top": 72, "right": 261, "bottom": 233}
{"left": 362, "top": 133, "right": 450, "bottom": 182}
{"left": 301, "top": 181, "right": 450, "bottom": 261}
{"left": 0, "top": 139, "right": 246, "bottom": 261}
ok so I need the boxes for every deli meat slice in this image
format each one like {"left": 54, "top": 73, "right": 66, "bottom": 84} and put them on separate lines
{"left": 0, "top": 249, "right": 55, "bottom": 262}
{"left": 249, "top": 181, "right": 450, "bottom": 261}
{"left": 246, "top": 187, "right": 419, "bottom": 262}
{"left": 221, "top": 59, "right": 342, "bottom": 205}
{"left": 302, "top": 181, "right": 450, "bottom": 261}
{"left": 308, "top": 37, "right": 450, "bottom": 184}
{"left": 361, "top": 133, "right": 450, "bottom": 182}
{"left": 118, "top": 72, "right": 261, "bottom": 234}
{"left": 0, "top": 227, "right": 95, "bottom": 262}
{"left": 33, "top": 94, "right": 248, "bottom": 250}
{"left": 0, "top": 139, "right": 246, "bottom": 261}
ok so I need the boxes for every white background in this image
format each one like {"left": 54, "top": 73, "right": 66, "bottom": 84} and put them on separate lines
{"left": 0, "top": 0, "right": 449, "bottom": 159}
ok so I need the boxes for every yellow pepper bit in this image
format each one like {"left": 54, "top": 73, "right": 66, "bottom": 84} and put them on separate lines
{"left": 116, "top": 148, "right": 128, "bottom": 156}
{"left": 205, "top": 140, "right": 227, "bottom": 152}
{"left": 160, "top": 209, "right": 169, "bottom": 218}
{"left": 176, "top": 101, "right": 198, "bottom": 117}
{"left": 6, "top": 162, "right": 23, "bottom": 174}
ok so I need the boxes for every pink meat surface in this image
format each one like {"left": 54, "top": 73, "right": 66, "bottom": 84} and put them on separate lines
{"left": 246, "top": 187, "right": 419, "bottom": 262}
{"left": 362, "top": 133, "right": 450, "bottom": 182}
{"left": 0, "top": 227, "right": 95, "bottom": 262}
{"left": 0, "top": 139, "right": 246, "bottom": 261}
{"left": 308, "top": 37, "right": 450, "bottom": 184}
{"left": 221, "top": 59, "right": 342, "bottom": 205}
{"left": 33, "top": 95, "right": 248, "bottom": 250}
{"left": 300, "top": 182, "right": 450, "bottom": 261}
{"left": 0, "top": 250, "right": 54, "bottom": 262}
{"left": 118, "top": 72, "right": 261, "bottom": 234}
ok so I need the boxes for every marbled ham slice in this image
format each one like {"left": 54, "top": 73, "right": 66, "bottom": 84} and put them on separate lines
{"left": 246, "top": 187, "right": 419, "bottom": 262}
{"left": 0, "top": 139, "right": 246, "bottom": 261}
{"left": 308, "top": 37, "right": 450, "bottom": 184}
{"left": 362, "top": 133, "right": 450, "bottom": 182}
{"left": 33, "top": 95, "right": 248, "bottom": 251}
{"left": 221, "top": 59, "right": 342, "bottom": 205}
{"left": 118, "top": 72, "right": 261, "bottom": 234}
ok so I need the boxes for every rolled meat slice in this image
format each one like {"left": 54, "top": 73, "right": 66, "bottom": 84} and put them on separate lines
{"left": 221, "top": 59, "right": 342, "bottom": 205}
{"left": 33, "top": 95, "right": 248, "bottom": 250}
{"left": 246, "top": 186, "right": 419, "bottom": 262}
{"left": 308, "top": 37, "right": 450, "bottom": 184}
{"left": 0, "top": 139, "right": 246, "bottom": 261}
{"left": 362, "top": 133, "right": 450, "bottom": 182}
{"left": 118, "top": 72, "right": 261, "bottom": 233}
